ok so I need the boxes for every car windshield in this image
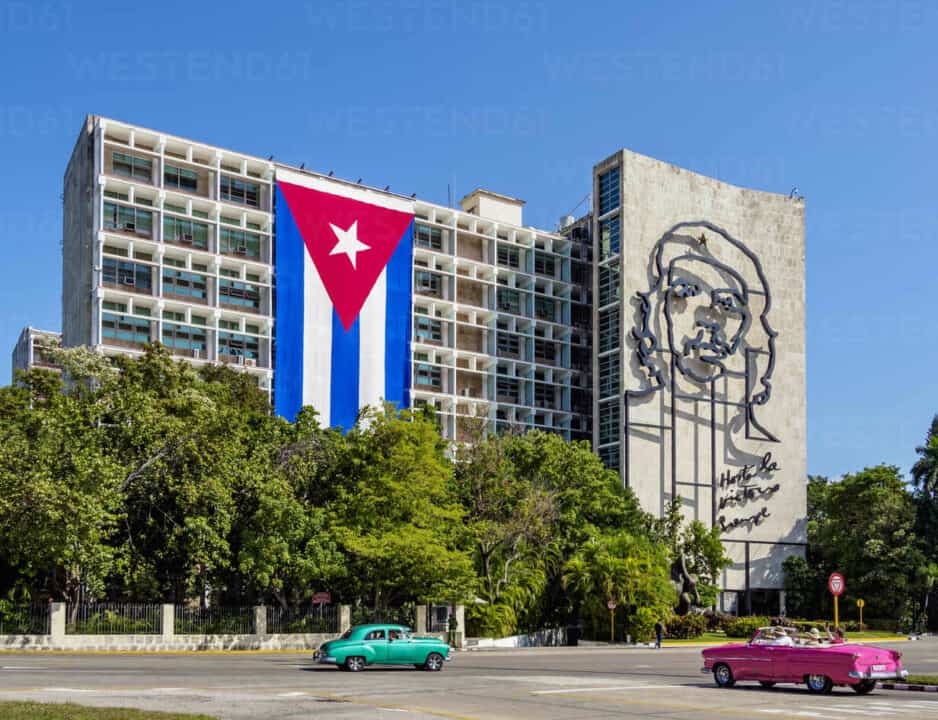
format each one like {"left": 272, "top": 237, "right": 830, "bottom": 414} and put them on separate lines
{"left": 339, "top": 629, "right": 353, "bottom": 640}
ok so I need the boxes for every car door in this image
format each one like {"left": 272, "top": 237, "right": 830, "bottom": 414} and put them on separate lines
{"left": 387, "top": 630, "right": 418, "bottom": 664}
{"left": 764, "top": 644, "right": 794, "bottom": 681}
{"left": 363, "top": 629, "right": 389, "bottom": 663}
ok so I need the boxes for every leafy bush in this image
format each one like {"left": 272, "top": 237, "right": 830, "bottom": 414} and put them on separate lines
{"left": 629, "top": 607, "right": 658, "bottom": 642}
{"left": 723, "top": 616, "right": 769, "bottom": 638}
{"left": 666, "top": 613, "right": 707, "bottom": 639}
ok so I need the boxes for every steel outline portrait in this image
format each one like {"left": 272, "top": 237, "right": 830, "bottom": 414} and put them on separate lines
{"left": 630, "top": 220, "right": 778, "bottom": 439}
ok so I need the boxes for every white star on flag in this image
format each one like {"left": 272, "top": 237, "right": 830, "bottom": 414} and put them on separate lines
{"left": 328, "top": 220, "right": 370, "bottom": 269}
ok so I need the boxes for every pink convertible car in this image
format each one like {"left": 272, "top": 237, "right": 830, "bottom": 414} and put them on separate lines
{"left": 702, "top": 626, "right": 907, "bottom": 695}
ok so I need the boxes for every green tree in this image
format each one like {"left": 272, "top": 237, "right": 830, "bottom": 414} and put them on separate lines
{"left": 327, "top": 405, "right": 474, "bottom": 609}
{"left": 810, "top": 466, "right": 922, "bottom": 622}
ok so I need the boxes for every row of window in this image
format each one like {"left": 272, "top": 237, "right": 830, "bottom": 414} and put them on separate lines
{"left": 110, "top": 151, "right": 262, "bottom": 208}
{"left": 598, "top": 401, "right": 620, "bottom": 445}
{"left": 103, "top": 312, "right": 263, "bottom": 360}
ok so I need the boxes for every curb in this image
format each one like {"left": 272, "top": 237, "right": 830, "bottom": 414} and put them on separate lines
{"left": 878, "top": 682, "right": 938, "bottom": 692}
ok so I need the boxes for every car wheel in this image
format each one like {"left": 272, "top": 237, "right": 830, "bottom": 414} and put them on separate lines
{"left": 713, "top": 663, "right": 735, "bottom": 688}
{"left": 806, "top": 674, "right": 833, "bottom": 694}
{"left": 424, "top": 652, "right": 444, "bottom": 672}
{"left": 759, "top": 681, "right": 776, "bottom": 688}
{"left": 851, "top": 680, "right": 876, "bottom": 695}
{"left": 344, "top": 656, "right": 366, "bottom": 672}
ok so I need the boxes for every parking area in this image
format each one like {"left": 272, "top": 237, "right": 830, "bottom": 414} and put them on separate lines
{"left": 0, "top": 638, "right": 934, "bottom": 719}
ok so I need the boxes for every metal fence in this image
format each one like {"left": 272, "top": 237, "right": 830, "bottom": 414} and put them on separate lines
{"left": 0, "top": 603, "right": 50, "bottom": 635}
{"left": 426, "top": 603, "right": 451, "bottom": 633}
{"left": 66, "top": 603, "right": 162, "bottom": 635}
{"left": 266, "top": 605, "right": 337, "bottom": 634}
{"left": 174, "top": 606, "right": 254, "bottom": 635}
{"left": 351, "top": 605, "right": 416, "bottom": 629}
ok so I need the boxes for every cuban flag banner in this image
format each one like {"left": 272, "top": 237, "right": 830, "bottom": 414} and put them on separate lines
{"left": 274, "top": 167, "right": 414, "bottom": 428}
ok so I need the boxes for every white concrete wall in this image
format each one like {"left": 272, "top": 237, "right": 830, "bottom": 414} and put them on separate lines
{"left": 610, "top": 148, "right": 807, "bottom": 592}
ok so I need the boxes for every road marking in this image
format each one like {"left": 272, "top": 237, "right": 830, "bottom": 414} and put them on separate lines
{"left": 757, "top": 711, "right": 843, "bottom": 719}
{"left": 41, "top": 687, "right": 99, "bottom": 693}
{"left": 531, "top": 684, "right": 680, "bottom": 694}
{"left": 2, "top": 666, "right": 45, "bottom": 670}
{"left": 278, "top": 691, "right": 309, "bottom": 697}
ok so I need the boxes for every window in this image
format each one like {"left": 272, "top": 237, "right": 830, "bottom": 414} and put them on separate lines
{"left": 534, "top": 382, "right": 555, "bottom": 409}
{"left": 497, "top": 289, "right": 522, "bottom": 314}
{"left": 112, "top": 151, "right": 152, "bottom": 182}
{"left": 103, "top": 245, "right": 128, "bottom": 257}
{"left": 598, "top": 401, "right": 620, "bottom": 445}
{"left": 163, "top": 310, "right": 185, "bottom": 322}
{"left": 364, "top": 629, "right": 386, "bottom": 641}
{"left": 164, "top": 164, "right": 198, "bottom": 193}
{"left": 599, "top": 262, "right": 620, "bottom": 306}
{"left": 164, "top": 202, "right": 186, "bottom": 214}
{"left": 220, "top": 175, "right": 260, "bottom": 207}
{"left": 415, "top": 224, "right": 443, "bottom": 251}
{"left": 103, "top": 202, "right": 153, "bottom": 237}
{"left": 102, "top": 258, "right": 152, "bottom": 293}
{"left": 102, "top": 300, "right": 127, "bottom": 312}
{"left": 218, "top": 331, "right": 259, "bottom": 360}
{"left": 101, "top": 313, "right": 150, "bottom": 346}
{"left": 190, "top": 315, "right": 207, "bottom": 326}
{"left": 163, "top": 256, "right": 185, "bottom": 268}
{"left": 219, "top": 279, "right": 262, "bottom": 312}
{"left": 534, "top": 252, "right": 555, "bottom": 276}
{"left": 497, "top": 332, "right": 521, "bottom": 358}
{"left": 497, "top": 245, "right": 520, "bottom": 268}
{"left": 219, "top": 227, "right": 262, "bottom": 259}
{"left": 496, "top": 376, "right": 520, "bottom": 403}
{"left": 598, "top": 166, "right": 620, "bottom": 215}
{"left": 162, "top": 323, "right": 207, "bottom": 354}
{"left": 598, "top": 354, "right": 619, "bottom": 399}
{"left": 415, "top": 271, "right": 443, "bottom": 297}
{"left": 163, "top": 216, "right": 209, "bottom": 249}
{"left": 598, "top": 307, "right": 619, "bottom": 353}
{"left": 414, "top": 363, "right": 441, "bottom": 389}
{"left": 414, "top": 316, "right": 443, "bottom": 344}
{"left": 534, "top": 296, "right": 556, "bottom": 322}
{"left": 163, "top": 269, "right": 208, "bottom": 302}
{"left": 534, "top": 338, "right": 556, "bottom": 364}
{"left": 600, "top": 216, "right": 620, "bottom": 260}
{"left": 599, "top": 445, "right": 620, "bottom": 472}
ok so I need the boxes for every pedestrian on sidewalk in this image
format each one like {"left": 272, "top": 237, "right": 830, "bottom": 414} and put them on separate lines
{"left": 654, "top": 619, "right": 665, "bottom": 649}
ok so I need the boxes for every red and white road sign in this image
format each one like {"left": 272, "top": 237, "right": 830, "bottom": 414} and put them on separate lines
{"left": 828, "top": 573, "right": 845, "bottom": 597}
{"left": 607, "top": 600, "right": 617, "bottom": 610}
{"left": 312, "top": 591, "right": 332, "bottom": 605}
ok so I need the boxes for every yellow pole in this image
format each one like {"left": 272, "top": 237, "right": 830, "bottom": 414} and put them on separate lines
{"left": 610, "top": 609, "right": 614, "bottom": 643}
{"left": 834, "top": 596, "right": 839, "bottom": 629}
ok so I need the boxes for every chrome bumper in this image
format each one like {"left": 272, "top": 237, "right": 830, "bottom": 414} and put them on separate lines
{"left": 313, "top": 651, "right": 337, "bottom": 664}
{"left": 849, "top": 669, "right": 908, "bottom": 680}
{"left": 701, "top": 667, "right": 713, "bottom": 674}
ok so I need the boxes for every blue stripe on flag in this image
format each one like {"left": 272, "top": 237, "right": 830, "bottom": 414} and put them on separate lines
{"left": 273, "top": 185, "right": 304, "bottom": 421}
{"left": 385, "top": 219, "right": 413, "bottom": 410}
{"left": 330, "top": 309, "right": 360, "bottom": 431}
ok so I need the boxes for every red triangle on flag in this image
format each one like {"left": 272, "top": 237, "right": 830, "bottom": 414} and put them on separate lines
{"left": 278, "top": 181, "right": 414, "bottom": 330}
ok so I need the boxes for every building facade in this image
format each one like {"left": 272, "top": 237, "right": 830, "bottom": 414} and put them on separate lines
{"left": 11, "top": 327, "right": 62, "bottom": 379}
{"left": 55, "top": 117, "right": 805, "bottom": 608}
{"left": 593, "top": 149, "right": 807, "bottom": 614}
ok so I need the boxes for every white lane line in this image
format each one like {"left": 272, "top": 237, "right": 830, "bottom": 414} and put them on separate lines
{"left": 757, "top": 712, "right": 843, "bottom": 719}
{"left": 278, "top": 691, "right": 309, "bottom": 697}
{"left": 802, "top": 707, "right": 878, "bottom": 716}
{"left": 2, "top": 666, "right": 45, "bottom": 670}
{"left": 531, "top": 684, "right": 681, "bottom": 695}
{"left": 41, "top": 688, "right": 99, "bottom": 693}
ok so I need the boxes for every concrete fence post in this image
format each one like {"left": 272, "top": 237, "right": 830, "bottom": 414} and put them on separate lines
{"left": 338, "top": 605, "right": 351, "bottom": 634}
{"left": 778, "top": 590, "right": 787, "bottom": 618}
{"left": 49, "top": 602, "right": 65, "bottom": 639}
{"left": 453, "top": 604, "right": 465, "bottom": 649}
{"left": 415, "top": 605, "right": 427, "bottom": 634}
{"left": 161, "top": 604, "right": 174, "bottom": 639}
{"left": 254, "top": 606, "right": 267, "bottom": 636}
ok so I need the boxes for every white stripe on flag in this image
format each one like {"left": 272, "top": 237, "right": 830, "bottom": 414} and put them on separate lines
{"left": 358, "top": 267, "right": 387, "bottom": 412}
{"left": 303, "top": 250, "right": 333, "bottom": 425}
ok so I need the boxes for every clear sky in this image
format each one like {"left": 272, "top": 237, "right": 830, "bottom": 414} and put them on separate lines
{"left": 1, "top": 0, "right": 935, "bottom": 479}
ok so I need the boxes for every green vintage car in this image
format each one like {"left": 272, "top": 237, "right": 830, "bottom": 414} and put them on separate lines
{"left": 314, "top": 624, "right": 451, "bottom": 672}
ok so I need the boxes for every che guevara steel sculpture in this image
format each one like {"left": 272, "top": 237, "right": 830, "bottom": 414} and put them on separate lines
{"left": 626, "top": 221, "right": 780, "bottom": 534}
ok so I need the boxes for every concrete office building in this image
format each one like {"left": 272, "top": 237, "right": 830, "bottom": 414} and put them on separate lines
{"left": 593, "top": 149, "right": 807, "bottom": 614}
{"left": 11, "top": 327, "right": 62, "bottom": 379}
{"left": 59, "top": 116, "right": 590, "bottom": 439}
{"left": 53, "top": 118, "right": 804, "bottom": 609}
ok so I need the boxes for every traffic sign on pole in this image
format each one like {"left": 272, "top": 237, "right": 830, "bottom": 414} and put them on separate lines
{"left": 857, "top": 598, "right": 865, "bottom": 628}
{"left": 828, "top": 573, "right": 845, "bottom": 628}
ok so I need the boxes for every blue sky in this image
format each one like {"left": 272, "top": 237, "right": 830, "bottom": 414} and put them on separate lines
{"left": 1, "top": 0, "right": 935, "bottom": 478}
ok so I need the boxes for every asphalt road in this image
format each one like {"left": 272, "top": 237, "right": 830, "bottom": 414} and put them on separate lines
{"left": 1, "top": 637, "right": 937, "bottom": 719}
